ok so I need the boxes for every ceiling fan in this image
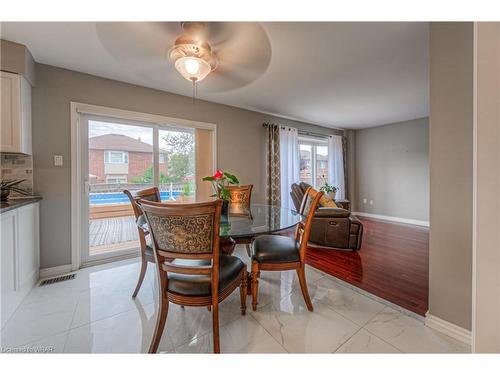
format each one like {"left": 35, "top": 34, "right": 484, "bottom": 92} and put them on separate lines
{"left": 95, "top": 22, "right": 272, "bottom": 97}
{"left": 169, "top": 22, "right": 217, "bottom": 86}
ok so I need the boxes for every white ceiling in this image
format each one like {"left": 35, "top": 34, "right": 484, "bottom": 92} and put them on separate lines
{"left": 1, "top": 22, "right": 429, "bottom": 129}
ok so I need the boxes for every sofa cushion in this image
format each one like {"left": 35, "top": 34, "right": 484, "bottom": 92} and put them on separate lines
{"left": 299, "top": 182, "right": 312, "bottom": 193}
{"left": 315, "top": 207, "right": 351, "bottom": 218}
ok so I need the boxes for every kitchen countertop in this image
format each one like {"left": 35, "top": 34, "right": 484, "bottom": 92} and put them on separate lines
{"left": 0, "top": 197, "right": 42, "bottom": 214}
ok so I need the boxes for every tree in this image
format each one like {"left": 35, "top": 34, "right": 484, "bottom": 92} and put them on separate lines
{"left": 163, "top": 132, "right": 195, "bottom": 183}
{"left": 131, "top": 166, "right": 168, "bottom": 183}
{"left": 131, "top": 131, "right": 195, "bottom": 184}
{"left": 163, "top": 132, "right": 194, "bottom": 155}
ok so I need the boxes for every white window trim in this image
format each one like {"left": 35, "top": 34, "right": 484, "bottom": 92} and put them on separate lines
{"left": 70, "top": 102, "right": 217, "bottom": 271}
{"left": 105, "top": 150, "right": 129, "bottom": 164}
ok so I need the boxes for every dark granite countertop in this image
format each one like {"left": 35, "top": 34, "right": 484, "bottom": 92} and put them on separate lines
{"left": 0, "top": 197, "right": 42, "bottom": 214}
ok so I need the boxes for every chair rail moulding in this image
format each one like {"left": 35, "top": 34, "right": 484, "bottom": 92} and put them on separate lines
{"left": 70, "top": 102, "right": 217, "bottom": 271}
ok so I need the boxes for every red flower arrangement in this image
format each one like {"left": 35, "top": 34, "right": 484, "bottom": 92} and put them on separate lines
{"left": 202, "top": 169, "right": 239, "bottom": 201}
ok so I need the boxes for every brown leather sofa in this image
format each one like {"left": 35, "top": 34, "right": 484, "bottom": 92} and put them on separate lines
{"left": 290, "top": 182, "right": 363, "bottom": 250}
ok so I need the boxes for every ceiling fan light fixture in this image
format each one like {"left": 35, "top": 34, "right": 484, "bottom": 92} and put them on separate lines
{"left": 174, "top": 56, "right": 211, "bottom": 82}
{"left": 169, "top": 22, "right": 217, "bottom": 101}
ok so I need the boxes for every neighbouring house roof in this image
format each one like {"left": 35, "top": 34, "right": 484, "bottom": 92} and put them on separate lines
{"left": 89, "top": 134, "right": 168, "bottom": 153}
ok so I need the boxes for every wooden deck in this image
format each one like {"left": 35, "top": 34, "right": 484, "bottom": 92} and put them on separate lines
{"left": 89, "top": 216, "right": 139, "bottom": 255}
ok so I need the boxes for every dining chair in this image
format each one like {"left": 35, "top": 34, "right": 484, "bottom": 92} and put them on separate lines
{"left": 227, "top": 184, "right": 253, "bottom": 209}
{"left": 250, "top": 187, "right": 323, "bottom": 312}
{"left": 123, "top": 187, "right": 161, "bottom": 298}
{"left": 139, "top": 199, "right": 248, "bottom": 354}
{"left": 227, "top": 184, "right": 253, "bottom": 255}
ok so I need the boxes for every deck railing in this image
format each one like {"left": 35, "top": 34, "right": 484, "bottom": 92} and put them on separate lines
{"left": 89, "top": 182, "right": 188, "bottom": 194}
{"left": 88, "top": 182, "right": 196, "bottom": 219}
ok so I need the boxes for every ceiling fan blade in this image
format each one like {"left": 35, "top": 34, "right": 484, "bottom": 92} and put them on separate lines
{"left": 95, "top": 22, "right": 272, "bottom": 92}
{"left": 203, "top": 23, "right": 272, "bottom": 91}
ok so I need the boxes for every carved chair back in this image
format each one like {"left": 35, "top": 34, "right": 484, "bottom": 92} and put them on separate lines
{"left": 123, "top": 187, "right": 161, "bottom": 220}
{"left": 225, "top": 184, "right": 253, "bottom": 217}
{"left": 139, "top": 200, "right": 223, "bottom": 291}
{"left": 295, "top": 187, "right": 324, "bottom": 261}
{"left": 123, "top": 187, "right": 161, "bottom": 250}
{"left": 227, "top": 185, "right": 253, "bottom": 208}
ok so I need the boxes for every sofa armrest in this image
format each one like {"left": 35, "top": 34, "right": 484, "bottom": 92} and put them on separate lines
{"left": 349, "top": 215, "right": 362, "bottom": 225}
{"left": 314, "top": 207, "right": 351, "bottom": 218}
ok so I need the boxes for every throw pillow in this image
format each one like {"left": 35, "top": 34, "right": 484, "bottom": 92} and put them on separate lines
{"left": 319, "top": 194, "right": 338, "bottom": 208}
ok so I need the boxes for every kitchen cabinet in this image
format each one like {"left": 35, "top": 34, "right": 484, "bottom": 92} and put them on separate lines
{"left": 0, "top": 71, "right": 32, "bottom": 154}
{"left": 1, "top": 201, "right": 40, "bottom": 328}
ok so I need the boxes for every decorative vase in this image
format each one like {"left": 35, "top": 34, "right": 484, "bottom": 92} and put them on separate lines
{"left": 221, "top": 200, "right": 230, "bottom": 222}
{"left": 328, "top": 191, "right": 336, "bottom": 200}
{"left": 1, "top": 189, "right": 10, "bottom": 201}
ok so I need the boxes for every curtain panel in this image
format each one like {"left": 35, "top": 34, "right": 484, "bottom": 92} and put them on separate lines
{"left": 279, "top": 127, "right": 299, "bottom": 210}
{"left": 328, "top": 135, "right": 346, "bottom": 200}
{"left": 265, "top": 123, "right": 281, "bottom": 206}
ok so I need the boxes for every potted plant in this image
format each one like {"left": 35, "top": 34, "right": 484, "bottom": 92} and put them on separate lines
{"left": 202, "top": 170, "right": 239, "bottom": 218}
{"left": 319, "top": 175, "right": 338, "bottom": 200}
{"left": 1, "top": 179, "right": 30, "bottom": 201}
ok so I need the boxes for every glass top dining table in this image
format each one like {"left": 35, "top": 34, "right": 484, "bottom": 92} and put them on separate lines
{"left": 221, "top": 203, "right": 302, "bottom": 239}
{"left": 136, "top": 203, "right": 302, "bottom": 254}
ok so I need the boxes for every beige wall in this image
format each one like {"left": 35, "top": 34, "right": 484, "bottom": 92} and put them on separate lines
{"left": 429, "top": 22, "right": 473, "bottom": 330}
{"left": 32, "top": 63, "right": 342, "bottom": 269}
{"left": 195, "top": 128, "right": 215, "bottom": 201}
{"left": 473, "top": 22, "right": 500, "bottom": 352}
{"left": 353, "top": 118, "right": 429, "bottom": 221}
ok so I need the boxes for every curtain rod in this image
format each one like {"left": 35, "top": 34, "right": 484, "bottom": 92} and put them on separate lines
{"left": 298, "top": 130, "right": 331, "bottom": 139}
{"left": 262, "top": 123, "right": 293, "bottom": 131}
{"left": 263, "top": 123, "right": 343, "bottom": 139}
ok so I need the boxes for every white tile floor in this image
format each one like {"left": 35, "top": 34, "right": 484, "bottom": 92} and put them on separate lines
{"left": 0, "top": 245, "right": 471, "bottom": 354}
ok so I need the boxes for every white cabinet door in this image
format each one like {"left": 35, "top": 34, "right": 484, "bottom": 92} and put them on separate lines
{"left": 0, "top": 71, "right": 21, "bottom": 153}
{"left": 1, "top": 210, "right": 18, "bottom": 328}
{"left": 17, "top": 203, "right": 39, "bottom": 290}
{"left": 0, "top": 71, "right": 32, "bottom": 154}
{"left": 0, "top": 203, "right": 40, "bottom": 328}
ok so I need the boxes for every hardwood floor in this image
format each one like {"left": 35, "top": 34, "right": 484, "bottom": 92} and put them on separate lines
{"left": 305, "top": 216, "right": 429, "bottom": 316}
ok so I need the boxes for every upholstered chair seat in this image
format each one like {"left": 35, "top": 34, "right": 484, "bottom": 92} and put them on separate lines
{"left": 251, "top": 235, "right": 300, "bottom": 263}
{"left": 250, "top": 187, "right": 324, "bottom": 312}
{"left": 167, "top": 256, "right": 245, "bottom": 296}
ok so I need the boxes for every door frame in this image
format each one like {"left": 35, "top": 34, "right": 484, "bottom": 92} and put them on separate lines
{"left": 70, "top": 102, "right": 217, "bottom": 270}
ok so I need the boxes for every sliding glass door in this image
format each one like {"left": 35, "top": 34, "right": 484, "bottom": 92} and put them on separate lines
{"left": 80, "top": 114, "right": 197, "bottom": 265}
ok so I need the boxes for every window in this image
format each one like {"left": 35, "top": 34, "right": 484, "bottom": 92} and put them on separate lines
{"left": 105, "top": 151, "right": 128, "bottom": 164}
{"left": 159, "top": 153, "right": 166, "bottom": 163}
{"left": 298, "top": 138, "right": 328, "bottom": 188}
{"left": 106, "top": 175, "right": 127, "bottom": 184}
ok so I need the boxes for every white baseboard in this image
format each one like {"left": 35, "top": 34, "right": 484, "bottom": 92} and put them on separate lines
{"left": 425, "top": 313, "right": 472, "bottom": 345}
{"left": 353, "top": 212, "right": 430, "bottom": 227}
{"left": 39, "top": 264, "right": 73, "bottom": 279}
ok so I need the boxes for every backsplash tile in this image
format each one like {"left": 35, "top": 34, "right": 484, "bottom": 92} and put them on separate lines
{"left": 1, "top": 154, "right": 34, "bottom": 196}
